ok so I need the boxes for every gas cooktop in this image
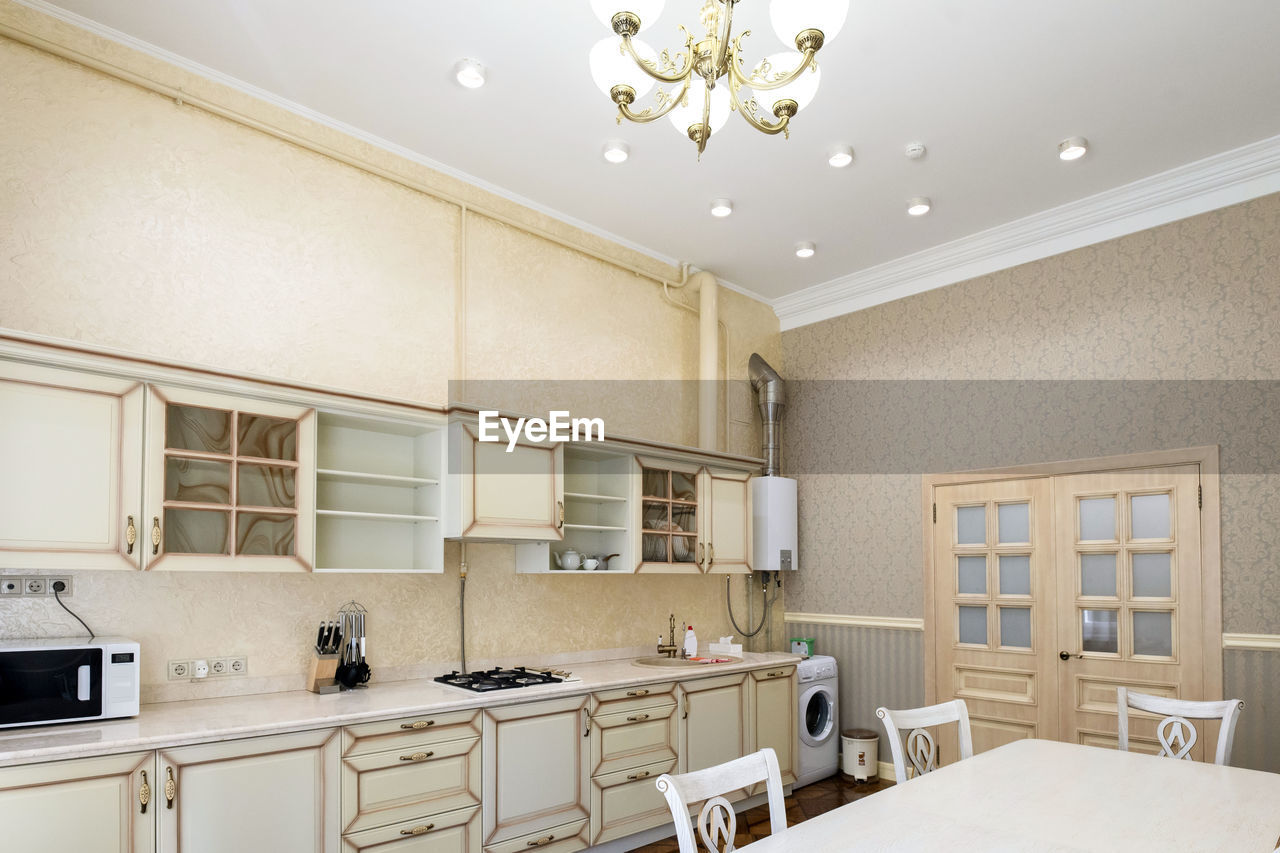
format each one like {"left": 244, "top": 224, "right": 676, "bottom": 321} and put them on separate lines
{"left": 433, "top": 666, "right": 568, "bottom": 693}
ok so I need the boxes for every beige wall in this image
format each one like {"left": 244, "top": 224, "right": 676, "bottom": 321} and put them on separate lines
{"left": 0, "top": 25, "right": 782, "bottom": 701}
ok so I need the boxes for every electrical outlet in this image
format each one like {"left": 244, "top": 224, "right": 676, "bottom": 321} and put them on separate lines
{"left": 0, "top": 577, "right": 22, "bottom": 595}
{"left": 209, "top": 658, "right": 228, "bottom": 676}
{"left": 45, "top": 577, "right": 73, "bottom": 597}
{"left": 24, "top": 578, "right": 45, "bottom": 595}
{"left": 228, "top": 656, "right": 248, "bottom": 675}
{"left": 168, "top": 660, "right": 191, "bottom": 680}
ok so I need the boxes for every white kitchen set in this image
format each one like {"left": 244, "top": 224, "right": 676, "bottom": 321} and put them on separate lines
{"left": 0, "top": 333, "right": 804, "bottom": 853}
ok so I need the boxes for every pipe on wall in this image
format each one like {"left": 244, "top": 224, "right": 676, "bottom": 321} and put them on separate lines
{"left": 687, "top": 270, "right": 719, "bottom": 451}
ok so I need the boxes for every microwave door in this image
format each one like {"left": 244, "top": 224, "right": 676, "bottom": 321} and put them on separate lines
{"left": 0, "top": 648, "right": 103, "bottom": 727}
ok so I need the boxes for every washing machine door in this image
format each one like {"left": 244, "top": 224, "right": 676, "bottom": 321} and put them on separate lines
{"left": 798, "top": 683, "right": 835, "bottom": 748}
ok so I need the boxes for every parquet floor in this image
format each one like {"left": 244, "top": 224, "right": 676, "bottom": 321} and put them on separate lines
{"left": 629, "top": 772, "right": 893, "bottom": 852}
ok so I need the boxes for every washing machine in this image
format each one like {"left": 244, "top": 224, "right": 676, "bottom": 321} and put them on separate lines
{"left": 795, "top": 654, "right": 839, "bottom": 788}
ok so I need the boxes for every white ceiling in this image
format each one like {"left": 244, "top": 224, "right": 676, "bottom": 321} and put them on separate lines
{"left": 28, "top": 0, "right": 1280, "bottom": 317}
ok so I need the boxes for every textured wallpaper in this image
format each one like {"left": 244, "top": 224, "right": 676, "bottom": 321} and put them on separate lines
{"left": 0, "top": 35, "right": 782, "bottom": 700}
{"left": 782, "top": 193, "right": 1280, "bottom": 633}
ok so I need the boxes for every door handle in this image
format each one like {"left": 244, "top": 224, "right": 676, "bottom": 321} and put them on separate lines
{"left": 1059, "top": 651, "right": 1083, "bottom": 661}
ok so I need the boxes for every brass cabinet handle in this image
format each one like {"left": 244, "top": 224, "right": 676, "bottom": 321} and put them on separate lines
{"left": 138, "top": 770, "right": 151, "bottom": 814}
{"left": 151, "top": 517, "right": 162, "bottom": 556}
{"left": 399, "top": 751, "right": 434, "bottom": 762}
{"left": 627, "top": 770, "right": 652, "bottom": 781}
{"left": 625, "top": 689, "right": 649, "bottom": 697}
{"left": 765, "top": 670, "right": 789, "bottom": 678}
{"left": 697, "top": 542, "right": 704, "bottom": 568}
{"left": 164, "top": 767, "right": 176, "bottom": 809}
{"left": 583, "top": 709, "right": 591, "bottom": 738}
{"left": 126, "top": 516, "right": 137, "bottom": 556}
{"left": 707, "top": 543, "right": 715, "bottom": 567}
{"left": 626, "top": 713, "right": 650, "bottom": 722}
{"left": 527, "top": 836, "right": 556, "bottom": 848}
{"left": 681, "top": 696, "right": 688, "bottom": 720}
{"left": 399, "top": 824, "right": 435, "bottom": 836}
{"left": 400, "top": 720, "right": 434, "bottom": 729}
{"left": 556, "top": 500, "right": 564, "bottom": 529}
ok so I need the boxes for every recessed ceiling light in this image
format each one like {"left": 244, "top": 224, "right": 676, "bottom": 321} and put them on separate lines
{"left": 905, "top": 141, "right": 927, "bottom": 160}
{"left": 1058, "top": 136, "right": 1089, "bottom": 161}
{"left": 601, "top": 140, "right": 630, "bottom": 164}
{"left": 709, "top": 198, "right": 734, "bottom": 218}
{"left": 907, "top": 197, "right": 932, "bottom": 216}
{"left": 794, "top": 241, "right": 816, "bottom": 259}
{"left": 453, "top": 59, "right": 486, "bottom": 89}
{"left": 827, "top": 145, "right": 854, "bottom": 168}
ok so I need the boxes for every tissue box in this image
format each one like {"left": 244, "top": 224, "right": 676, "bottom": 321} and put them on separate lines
{"left": 709, "top": 642, "right": 743, "bottom": 656}
{"left": 790, "top": 637, "right": 815, "bottom": 657}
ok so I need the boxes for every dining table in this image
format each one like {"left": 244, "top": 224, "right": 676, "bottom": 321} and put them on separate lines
{"left": 740, "top": 739, "right": 1280, "bottom": 852}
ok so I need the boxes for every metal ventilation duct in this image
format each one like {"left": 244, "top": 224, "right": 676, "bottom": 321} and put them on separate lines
{"left": 748, "top": 354, "right": 785, "bottom": 477}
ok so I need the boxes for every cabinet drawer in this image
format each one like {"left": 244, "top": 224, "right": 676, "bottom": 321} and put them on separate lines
{"left": 344, "top": 710, "right": 481, "bottom": 757}
{"left": 342, "top": 735, "right": 481, "bottom": 834}
{"left": 591, "top": 681, "right": 675, "bottom": 716}
{"left": 590, "top": 702, "right": 678, "bottom": 778}
{"left": 752, "top": 665, "right": 795, "bottom": 681}
{"left": 342, "top": 805, "right": 481, "bottom": 853}
{"left": 589, "top": 757, "right": 678, "bottom": 845}
{"left": 481, "top": 818, "right": 588, "bottom": 853}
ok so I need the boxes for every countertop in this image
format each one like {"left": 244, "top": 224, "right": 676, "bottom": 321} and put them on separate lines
{"left": 0, "top": 651, "right": 800, "bottom": 767}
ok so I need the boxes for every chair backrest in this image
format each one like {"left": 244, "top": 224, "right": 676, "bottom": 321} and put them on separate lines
{"left": 654, "top": 748, "right": 787, "bottom": 853}
{"left": 1116, "top": 687, "right": 1244, "bottom": 766}
{"left": 876, "top": 699, "right": 974, "bottom": 783}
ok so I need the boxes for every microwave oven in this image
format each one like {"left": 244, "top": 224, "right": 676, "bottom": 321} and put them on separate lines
{"left": 0, "top": 637, "right": 140, "bottom": 729}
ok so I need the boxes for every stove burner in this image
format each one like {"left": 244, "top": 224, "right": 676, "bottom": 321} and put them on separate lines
{"left": 433, "top": 667, "right": 564, "bottom": 693}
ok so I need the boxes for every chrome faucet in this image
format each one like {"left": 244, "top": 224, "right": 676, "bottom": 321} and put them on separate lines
{"left": 657, "top": 613, "right": 683, "bottom": 658}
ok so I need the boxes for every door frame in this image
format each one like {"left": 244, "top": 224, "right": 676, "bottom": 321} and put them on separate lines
{"left": 922, "top": 446, "right": 1222, "bottom": 710}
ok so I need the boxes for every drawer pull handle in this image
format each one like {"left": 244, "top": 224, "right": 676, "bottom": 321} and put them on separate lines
{"left": 138, "top": 770, "right": 150, "bottom": 814}
{"left": 527, "top": 835, "right": 556, "bottom": 847}
{"left": 151, "top": 517, "right": 162, "bottom": 556}
{"left": 400, "top": 720, "right": 434, "bottom": 729}
{"left": 164, "top": 767, "right": 176, "bottom": 809}
{"left": 400, "top": 751, "right": 434, "bottom": 762}
{"left": 126, "top": 516, "right": 137, "bottom": 555}
{"left": 399, "top": 824, "right": 435, "bottom": 836}
{"left": 625, "top": 689, "right": 649, "bottom": 697}
{"left": 627, "top": 770, "right": 652, "bottom": 781}
{"left": 766, "top": 670, "right": 788, "bottom": 678}
{"left": 626, "top": 713, "right": 650, "bottom": 722}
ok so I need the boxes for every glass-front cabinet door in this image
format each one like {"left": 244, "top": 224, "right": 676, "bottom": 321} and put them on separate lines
{"left": 144, "top": 386, "right": 315, "bottom": 571}
{"left": 633, "top": 455, "right": 703, "bottom": 573}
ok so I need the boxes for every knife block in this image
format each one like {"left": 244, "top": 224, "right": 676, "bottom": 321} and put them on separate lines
{"left": 307, "top": 653, "right": 340, "bottom": 694}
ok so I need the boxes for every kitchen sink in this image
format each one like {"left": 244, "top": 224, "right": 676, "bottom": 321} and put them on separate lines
{"left": 632, "top": 655, "right": 740, "bottom": 668}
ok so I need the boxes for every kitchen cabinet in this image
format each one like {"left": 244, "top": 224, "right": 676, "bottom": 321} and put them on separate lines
{"left": 316, "top": 411, "right": 446, "bottom": 573}
{"left": 702, "top": 465, "right": 753, "bottom": 573}
{"left": 158, "top": 728, "right": 340, "bottom": 853}
{"left": 481, "top": 695, "right": 589, "bottom": 850}
{"left": 0, "top": 359, "right": 144, "bottom": 571}
{"left": 445, "top": 420, "right": 564, "bottom": 541}
{"left": 517, "top": 445, "right": 633, "bottom": 573}
{"left": 144, "top": 385, "right": 316, "bottom": 571}
{"left": 678, "top": 672, "right": 751, "bottom": 797}
{"left": 0, "top": 750, "right": 155, "bottom": 853}
{"left": 749, "top": 665, "right": 797, "bottom": 788}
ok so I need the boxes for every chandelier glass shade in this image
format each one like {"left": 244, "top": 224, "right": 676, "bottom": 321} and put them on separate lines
{"left": 588, "top": 0, "right": 849, "bottom": 156}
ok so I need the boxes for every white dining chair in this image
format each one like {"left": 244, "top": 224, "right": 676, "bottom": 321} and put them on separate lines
{"left": 876, "top": 699, "right": 974, "bottom": 782}
{"left": 654, "top": 748, "right": 788, "bottom": 853}
{"left": 1116, "top": 687, "right": 1244, "bottom": 766}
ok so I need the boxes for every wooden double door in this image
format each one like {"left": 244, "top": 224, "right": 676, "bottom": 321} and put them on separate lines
{"left": 928, "top": 455, "right": 1221, "bottom": 762}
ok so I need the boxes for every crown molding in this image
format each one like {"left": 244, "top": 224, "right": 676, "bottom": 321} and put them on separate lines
{"left": 775, "top": 133, "right": 1280, "bottom": 331}
{"left": 9, "top": 0, "right": 771, "bottom": 304}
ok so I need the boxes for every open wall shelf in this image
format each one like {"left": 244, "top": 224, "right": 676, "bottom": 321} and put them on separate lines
{"left": 314, "top": 412, "right": 444, "bottom": 573}
{"left": 517, "top": 446, "right": 634, "bottom": 573}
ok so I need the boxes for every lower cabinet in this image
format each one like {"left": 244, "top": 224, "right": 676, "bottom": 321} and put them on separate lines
{"left": 158, "top": 728, "right": 341, "bottom": 853}
{"left": 749, "top": 665, "right": 798, "bottom": 788}
{"left": 0, "top": 750, "right": 155, "bottom": 853}
{"left": 482, "top": 695, "right": 590, "bottom": 852}
{"left": 589, "top": 757, "right": 678, "bottom": 845}
{"left": 678, "top": 672, "right": 750, "bottom": 784}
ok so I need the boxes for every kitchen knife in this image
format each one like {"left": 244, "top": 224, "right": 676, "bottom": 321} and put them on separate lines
{"left": 315, "top": 622, "right": 326, "bottom": 654}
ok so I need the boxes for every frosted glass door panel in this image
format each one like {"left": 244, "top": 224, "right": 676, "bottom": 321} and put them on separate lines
{"left": 956, "top": 506, "right": 986, "bottom": 545}
{"left": 957, "top": 556, "right": 987, "bottom": 594}
{"left": 1080, "top": 554, "right": 1117, "bottom": 598}
{"left": 997, "top": 503, "right": 1030, "bottom": 544}
{"left": 998, "top": 555, "right": 1031, "bottom": 595}
{"left": 1132, "top": 553, "right": 1173, "bottom": 598}
{"left": 1130, "top": 493, "right": 1171, "bottom": 540}
{"left": 1078, "top": 497, "right": 1116, "bottom": 541}
{"left": 999, "top": 607, "right": 1032, "bottom": 649}
{"left": 1081, "top": 609, "right": 1119, "bottom": 654}
{"left": 958, "top": 606, "right": 987, "bottom": 645}
{"left": 1132, "top": 611, "right": 1174, "bottom": 657}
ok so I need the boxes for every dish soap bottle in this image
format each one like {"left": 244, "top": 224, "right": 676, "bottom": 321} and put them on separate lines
{"left": 683, "top": 625, "right": 698, "bottom": 658}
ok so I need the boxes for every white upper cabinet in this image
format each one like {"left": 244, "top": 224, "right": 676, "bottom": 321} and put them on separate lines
{"left": 444, "top": 420, "right": 565, "bottom": 541}
{"left": 0, "top": 360, "right": 144, "bottom": 570}
{"left": 143, "top": 385, "right": 316, "bottom": 571}
{"left": 633, "top": 456, "right": 753, "bottom": 574}
{"left": 702, "top": 466, "right": 753, "bottom": 573}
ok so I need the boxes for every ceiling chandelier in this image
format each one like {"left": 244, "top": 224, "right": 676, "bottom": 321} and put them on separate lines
{"left": 588, "top": 0, "right": 849, "bottom": 157}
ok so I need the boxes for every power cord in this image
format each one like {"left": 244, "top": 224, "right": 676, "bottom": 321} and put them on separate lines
{"left": 52, "top": 580, "right": 94, "bottom": 640}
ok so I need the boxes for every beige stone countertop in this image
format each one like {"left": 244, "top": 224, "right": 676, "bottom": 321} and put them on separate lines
{"left": 0, "top": 651, "right": 800, "bottom": 767}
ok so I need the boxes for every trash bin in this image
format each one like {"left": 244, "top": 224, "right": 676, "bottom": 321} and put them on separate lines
{"left": 841, "top": 728, "right": 879, "bottom": 782}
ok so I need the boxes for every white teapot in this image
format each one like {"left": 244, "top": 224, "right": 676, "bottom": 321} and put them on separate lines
{"left": 553, "top": 548, "right": 583, "bottom": 570}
